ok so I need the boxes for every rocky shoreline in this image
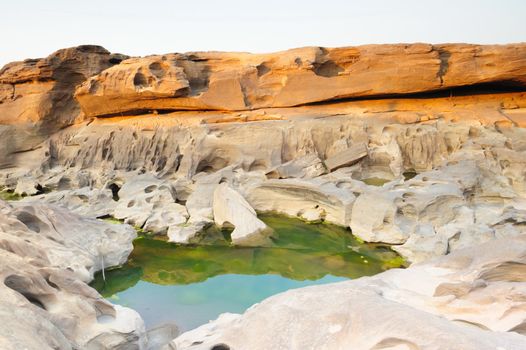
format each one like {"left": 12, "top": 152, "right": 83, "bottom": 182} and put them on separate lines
{"left": 1, "top": 44, "right": 525, "bottom": 349}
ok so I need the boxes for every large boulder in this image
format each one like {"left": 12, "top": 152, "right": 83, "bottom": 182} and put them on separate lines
{"left": 350, "top": 159, "right": 526, "bottom": 263}
{"left": 246, "top": 178, "right": 355, "bottom": 226}
{"left": 0, "top": 45, "right": 127, "bottom": 169}
{"left": 113, "top": 174, "right": 188, "bottom": 234}
{"left": 213, "top": 183, "right": 273, "bottom": 246}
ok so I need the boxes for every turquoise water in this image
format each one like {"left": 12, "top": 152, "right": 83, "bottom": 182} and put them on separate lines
{"left": 92, "top": 214, "right": 404, "bottom": 331}
{"left": 108, "top": 274, "right": 346, "bottom": 331}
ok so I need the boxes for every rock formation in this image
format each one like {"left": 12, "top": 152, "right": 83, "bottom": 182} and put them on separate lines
{"left": 0, "top": 46, "right": 126, "bottom": 152}
{"left": 213, "top": 183, "right": 273, "bottom": 246}
{"left": 1, "top": 43, "right": 526, "bottom": 349}
{"left": 74, "top": 44, "right": 526, "bottom": 117}
{"left": 0, "top": 200, "right": 145, "bottom": 349}
{"left": 169, "top": 236, "right": 526, "bottom": 350}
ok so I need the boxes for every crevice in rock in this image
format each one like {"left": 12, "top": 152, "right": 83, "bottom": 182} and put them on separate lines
{"left": 15, "top": 212, "right": 45, "bottom": 233}
{"left": 108, "top": 183, "right": 121, "bottom": 201}
{"left": 133, "top": 71, "right": 148, "bottom": 88}
{"left": 4, "top": 274, "right": 48, "bottom": 310}
{"left": 256, "top": 63, "right": 271, "bottom": 77}
{"left": 89, "top": 82, "right": 526, "bottom": 118}
{"left": 302, "top": 81, "right": 526, "bottom": 107}
{"left": 108, "top": 57, "right": 123, "bottom": 65}
{"left": 435, "top": 47, "right": 451, "bottom": 85}
{"left": 95, "top": 109, "right": 186, "bottom": 118}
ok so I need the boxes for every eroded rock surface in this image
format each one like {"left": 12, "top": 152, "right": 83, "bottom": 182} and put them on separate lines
{"left": 213, "top": 183, "right": 273, "bottom": 246}
{"left": 0, "top": 46, "right": 126, "bottom": 151}
{"left": 75, "top": 44, "right": 526, "bottom": 117}
{"left": 0, "top": 200, "right": 145, "bottom": 349}
{"left": 169, "top": 236, "right": 526, "bottom": 350}
{"left": 1, "top": 43, "right": 526, "bottom": 349}
{"left": 2, "top": 107, "right": 526, "bottom": 262}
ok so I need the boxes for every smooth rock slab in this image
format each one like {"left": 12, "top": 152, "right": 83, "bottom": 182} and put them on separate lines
{"left": 169, "top": 236, "right": 526, "bottom": 350}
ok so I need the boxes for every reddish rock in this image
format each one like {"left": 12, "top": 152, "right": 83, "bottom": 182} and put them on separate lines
{"left": 0, "top": 45, "right": 127, "bottom": 133}
{"left": 74, "top": 43, "right": 526, "bottom": 117}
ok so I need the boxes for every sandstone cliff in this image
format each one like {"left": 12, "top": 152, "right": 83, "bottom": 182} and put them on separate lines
{"left": 0, "top": 45, "right": 126, "bottom": 133}
{"left": 74, "top": 43, "right": 526, "bottom": 117}
{"left": 2, "top": 43, "right": 526, "bottom": 127}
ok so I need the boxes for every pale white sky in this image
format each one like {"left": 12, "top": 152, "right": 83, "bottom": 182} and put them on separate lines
{"left": 1, "top": 0, "right": 525, "bottom": 67}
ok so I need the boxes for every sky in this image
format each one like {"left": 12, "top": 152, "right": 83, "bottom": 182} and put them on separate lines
{"left": 1, "top": 0, "right": 525, "bottom": 66}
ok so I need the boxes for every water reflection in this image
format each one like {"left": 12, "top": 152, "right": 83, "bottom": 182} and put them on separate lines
{"left": 91, "top": 214, "right": 404, "bottom": 330}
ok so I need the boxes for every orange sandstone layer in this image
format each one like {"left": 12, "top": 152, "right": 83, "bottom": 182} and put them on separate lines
{"left": 75, "top": 43, "right": 526, "bottom": 117}
{"left": 1, "top": 43, "right": 525, "bottom": 134}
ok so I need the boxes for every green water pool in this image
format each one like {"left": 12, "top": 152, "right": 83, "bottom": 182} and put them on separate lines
{"left": 91, "top": 214, "right": 404, "bottom": 331}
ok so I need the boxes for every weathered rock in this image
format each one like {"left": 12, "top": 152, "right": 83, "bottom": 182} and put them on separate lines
{"left": 3, "top": 91, "right": 523, "bottom": 186}
{"left": 0, "top": 46, "right": 126, "bottom": 141}
{"left": 350, "top": 159, "right": 526, "bottom": 263}
{"left": 114, "top": 174, "right": 188, "bottom": 234}
{"left": 146, "top": 323, "right": 179, "bottom": 350}
{"left": 169, "top": 236, "right": 526, "bottom": 350}
{"left": 2, "top": 104, "right": 524, "bottom": 265}
{"left": 266, "top": 154, "right": 326, "bottom": 179}
{"left": 324, "top": 142, "right": 368, "bottom": 171}
{"left": 213, "top": 183, "right": 273, "bottom": 246}
{"left": 20, "top": 187, "right": 117, "bottom": 218}
{"left": 167, "top": 217, "right": 209, "bottom": 244}
{"left": 0, "top": 200, "right": 146, "bottom": 349}
{"left": 13, "top": 175, "right": 41, "bottom": 196}
{"left": 246, "top": 178, "right": 355, "bottom": 226}
{"left": 75, "top": 44, "right": 526, "bottom": 117}
{"left": 350, "top": 191, "right": 409, "bottom": 244}
{"left": 2, "top": 43, "right": 526, "bottom": 350}
{"left": 8, "top": 201, "right": 136, "bottom": 281}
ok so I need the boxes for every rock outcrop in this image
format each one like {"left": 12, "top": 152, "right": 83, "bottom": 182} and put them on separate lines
{"left": 213, "top": 183, "right": 273, "bottom": 246}
{"left": 1, "top": 43, "right": 526, "bottom": 350}
{"left": 245, "top": 178, "right": 355, "bottom": 226}
{"left": 113, "top": 174, "right": 188, "bottom": 234}
{"left": 168, "top": 236, "right": 526, "bottom": 350}
{"left": 0, "top": 45, "right": 126, "bottom": 152}
{"left": 0, "top": 200, "right": 145, "bottom": 349}
{"left": 2, "top": 97, "right": 525, "bottom": 262}
{"left": 75, "top": 44, "right": 526, "bottom": 117}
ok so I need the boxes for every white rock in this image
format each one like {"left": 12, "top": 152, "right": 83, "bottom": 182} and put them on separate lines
{"left": 9, "top": 202, "right": 136, "bottom": 281}
{"left": 20, "top": 187, "right": 117, "bottom": 218}
{"left": 246, "top": 178, "right": 355, "bottom": 226}
{"left": 350, "top": 191, "right": 408, "bottom": 244}
{"left": 14, "top": 176, "right": 40, "bottom": 196}
{"left": 299, "top": 207, "right": 325, "bottom": 222}
{"left": 167, "top": 217, "right": 209, "bottom": 244}
{"left": 266, "top": 154, "right": 326, "bottom": 179}
{"left": 169, "top": 236, "right": 526, "bottom": 350}
{"left": 143, "top": 202, "right": 189, "bottom": 234}
{"left": 0, "top": 200, "right": 145, "bottom": 349}
{"left": 213, "top": 183, "right": 273, "bottom": 246}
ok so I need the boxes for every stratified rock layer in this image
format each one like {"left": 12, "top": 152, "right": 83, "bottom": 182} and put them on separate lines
{"left": 75, "top": 44, "right": 526, "bottom": 117}
{"left": 0, "top": 45, "right": 126, "bottom": 152}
